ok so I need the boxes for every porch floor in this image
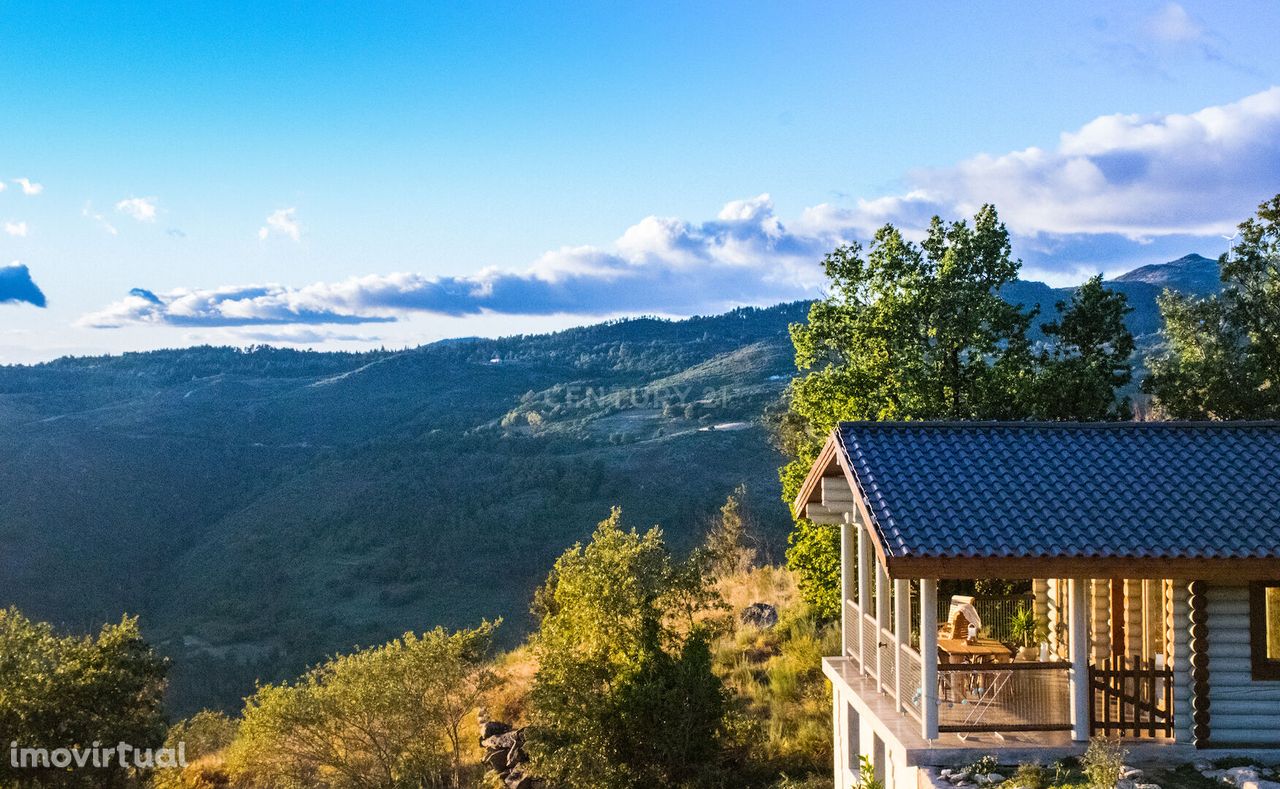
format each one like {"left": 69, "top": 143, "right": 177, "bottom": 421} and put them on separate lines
{"left": 823, "top": 657, "right": 1196, "bottom": 768}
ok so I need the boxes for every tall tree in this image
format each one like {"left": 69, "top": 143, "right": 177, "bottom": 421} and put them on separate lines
{"left": 781, "top": 206, "right": 1035, "bottom": 615}
{"left": 0, "top": 608, "right": 168, "bottom": 788}
{"left": 1147, "top": 194, "right": 1280, "bottom": 418}
{"left": 780, "top": 207, "right": 1141, "bottom": 614}
{"left": 1032, "top": 275, "right": 1135, "bottom": 420}
{"left": 526, "top": 508, "right": 727, "bottom": 789}
{"left": 227, "top": 621, "right": 499, "bottom": 789}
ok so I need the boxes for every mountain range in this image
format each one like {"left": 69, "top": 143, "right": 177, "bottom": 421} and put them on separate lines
{"left": 0, "top": 253, "right": 1220, "bottom": 712}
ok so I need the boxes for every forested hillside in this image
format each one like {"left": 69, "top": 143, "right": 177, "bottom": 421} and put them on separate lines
{"left": 0, "top": 254, "right": 1220, "bottom": 713}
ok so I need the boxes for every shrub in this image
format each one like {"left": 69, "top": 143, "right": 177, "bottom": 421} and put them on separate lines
{"left": 1005, "top": 762, "right": 1047, "bottom": 789}
{"left": 1082, "top": 738, "right": 1127, "bottom": 789}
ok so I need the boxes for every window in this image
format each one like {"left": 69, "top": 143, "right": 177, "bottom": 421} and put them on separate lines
{"left": 846, "top": 702, "right": 859, "bottom": 771}
{"left": 1250, "top": 583, "right": 1280, "bottom": 681}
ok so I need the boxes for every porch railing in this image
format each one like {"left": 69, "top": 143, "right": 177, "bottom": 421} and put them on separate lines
{"left": 861, "top": 613, "right": 879, "bottom": 683}
{"left": 899, "top": 644, "right": 923, "bottom": 722}
{"left": 844, "top": 598, "right": 862, "bottom": 668}
{"left": 880, "top": 626, "right": 897, "bottom": 696}
{"left": 936, "top": 661, "right": 1073, "bottom": 733}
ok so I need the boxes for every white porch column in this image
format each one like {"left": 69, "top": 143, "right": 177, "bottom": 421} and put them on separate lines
{"left": 876, "top": 556, "right": 890, "bottom": 685}
{"left": 920, "top": 578, "right": 939, "bottom": 740}
{"left": 857, "top": 521, "right": 871, "bottom": 674}
{"left": 894, "top": 578, "right": 909, "bottom": 712}
{"left": 841, "top": 513, "right": 855, "bottom": 657}
{"left": 1068, "top": 578, "right": 1090, "bottom": 742}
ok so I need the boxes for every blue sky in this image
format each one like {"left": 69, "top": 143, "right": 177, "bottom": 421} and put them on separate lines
{"left": 3, "top": 1, "right": 1280, "bottom": 362}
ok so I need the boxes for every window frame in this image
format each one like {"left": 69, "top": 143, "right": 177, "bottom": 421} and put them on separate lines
{"left": 1249, "top": 582, "right": 1280, "bottom": 681}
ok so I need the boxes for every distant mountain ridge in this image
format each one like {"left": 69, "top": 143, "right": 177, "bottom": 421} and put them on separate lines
{"left": 1003, "top": 252, "right": 1220, "bottom": 341}
{"left": 0, "top": 254, "right": 1218, "bottom": 713}
{"left": 1113, "top": 253, "right": 1221, "bottom": 293}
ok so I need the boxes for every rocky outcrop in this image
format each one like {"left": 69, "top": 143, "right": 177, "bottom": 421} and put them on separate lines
{"left": 740, "top": 602, "right": 778, "bottom": 629}
{"left": 480, "top": 721, "right": 542, "bottom": 789}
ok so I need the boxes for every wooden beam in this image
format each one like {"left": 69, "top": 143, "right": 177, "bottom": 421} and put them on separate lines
{"left": 791, "top": 433, "right": 840, "bottom": 516}
{"left": 882, "top": 555, "right": 1280, "bottom": 582}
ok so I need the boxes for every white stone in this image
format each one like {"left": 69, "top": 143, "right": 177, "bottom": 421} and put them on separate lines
{"left": 1225, "top": 768, "right": 1263, "bottom": 786}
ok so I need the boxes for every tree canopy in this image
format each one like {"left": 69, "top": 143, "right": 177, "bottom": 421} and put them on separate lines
{"left": 0, "top": 607, "right": 168, "bottom": 788}
{"left": 226, "top": 621, "right": 499, "bottom": 789}
{"left": 1146, "top": 194, "right": 1280, "bottom": 418}
{"left": 780, "top": 205, "right": 1136, "bottom": 615}
{"left": 526, "top": 508, "right": 728, "bottom": 789}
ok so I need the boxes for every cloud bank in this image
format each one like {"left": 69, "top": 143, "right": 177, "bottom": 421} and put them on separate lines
{"left": 81, "top": 194, "right": 824, "bottom": 327}
{"left": 804, "top": 85, "right": 1280, "bottom": 241}
{"left": 0, "top": 263, "right": 47, "bottom": 307}
{"left": 84, "top": 87, "right": 1280, "bottom": 329}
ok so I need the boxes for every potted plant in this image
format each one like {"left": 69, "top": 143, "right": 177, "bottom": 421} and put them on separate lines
{"left": 1009, "top": 604, "right": 1047, "bottom": 661}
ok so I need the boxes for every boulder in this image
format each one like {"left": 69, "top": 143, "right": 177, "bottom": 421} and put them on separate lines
{"left": 740, "top": 602, "right": 779, "bottom": 630}
{"left": 505, "top": 768, "right": 534, "bottom": 789}
{"left": 1229, "top": 768, "right": 1263, "bottom": 782}
{"left": 481, "top": 720, "right": 513, "bottom": 740}
{"left": 484, "top": 749, "right": 509, "bottom": 771}
{"left": 506, "top": 743, "right": 528, "bottom": 769}
{"left": 482, "top": 730, "right": 522, "bottom": 753}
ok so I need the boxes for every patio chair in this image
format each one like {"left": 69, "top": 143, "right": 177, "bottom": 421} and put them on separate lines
{"left": 940, "top": 595, "right": 982, "bottom": 639}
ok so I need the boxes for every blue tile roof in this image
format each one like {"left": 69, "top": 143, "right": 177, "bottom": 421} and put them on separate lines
{"left": 836, "top": 422, "right": 1280, "bottom": 560}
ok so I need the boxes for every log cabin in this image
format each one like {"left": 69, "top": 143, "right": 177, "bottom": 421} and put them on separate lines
{"left": 793, "top": 422, "right": 1280, "bottom": 789}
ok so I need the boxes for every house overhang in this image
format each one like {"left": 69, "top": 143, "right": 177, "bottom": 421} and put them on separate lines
{"left": 794, "top": 430, "right": 1280, "bottom": 583}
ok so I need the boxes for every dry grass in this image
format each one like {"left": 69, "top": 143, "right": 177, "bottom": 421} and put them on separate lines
{"left": 711, "top": 564, "right": 836, "bottom": 783}
{"left": 483, "top": 644, "right": 539, "bottom": 727}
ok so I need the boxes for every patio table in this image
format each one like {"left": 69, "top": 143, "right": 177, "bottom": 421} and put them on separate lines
{"left": 937, "top": 638, "right": 1012, "bottom": 702}
{"left": 936, "top": 638, "right": 1012, "bottom": 660}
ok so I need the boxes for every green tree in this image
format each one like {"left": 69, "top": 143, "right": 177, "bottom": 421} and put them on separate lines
{"left": 781, "top": 206, "right": 1035, "bottom": 615}
{"left": 703, "top": 485, "right": 758, "bottom": 578}
{"left": 526, "top": 508, "right": 727, "bottom": 789}
{"left": 0, "top": 607, "right": 168, "bottom": 788}
{"left": 780, "top": 207, "right": 1139, "bottom": 614}
{"left": 1146, "top": 194, "right": 1280, "bottom": 418}
{"left": 152, "top": 710, "right": 238, "bottom": 789}
{"left": 1032, "top": 275, "right": 1135, "bottom": 420}
{"left": 226, "top": 621, "right": 499, "bottom": 789}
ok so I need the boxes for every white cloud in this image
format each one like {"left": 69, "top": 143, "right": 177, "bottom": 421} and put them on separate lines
{"left": 115, "top": 196, "right": 158, "bottom": 222}
{"left": 3, "top": 221, "right": 27, "bottom": 238}
{"left": 801, "top": 86, "right": 1280, "bottom": 241}
{"left": 12, "top": 178, "right": 42, "bottom": 196}
{"left": 1147, "top": 3, "right": 1204, "bottom": 44}
{"left": 82, "top": 203, "right": 118, "bottom": 236}
{"left": 80, "top": 193, "right": 825, "bottom": 328}
{"left": 258, "top": 207, "right": 301, "bottom": 242}
{"left": 81, "top": 87, "right": 1280, "bottom": 329}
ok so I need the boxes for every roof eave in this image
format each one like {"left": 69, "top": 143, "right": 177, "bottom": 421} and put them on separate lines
{"left": 885, "top": 554, "right": 1280, "bottom": 582}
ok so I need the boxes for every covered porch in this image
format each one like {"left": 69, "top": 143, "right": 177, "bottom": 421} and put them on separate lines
{"left": 794, "top": 422, "right": 1280, "bottom": 789}
{"left": 813, "top": 471, "right": 1098, "bottom": 741}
